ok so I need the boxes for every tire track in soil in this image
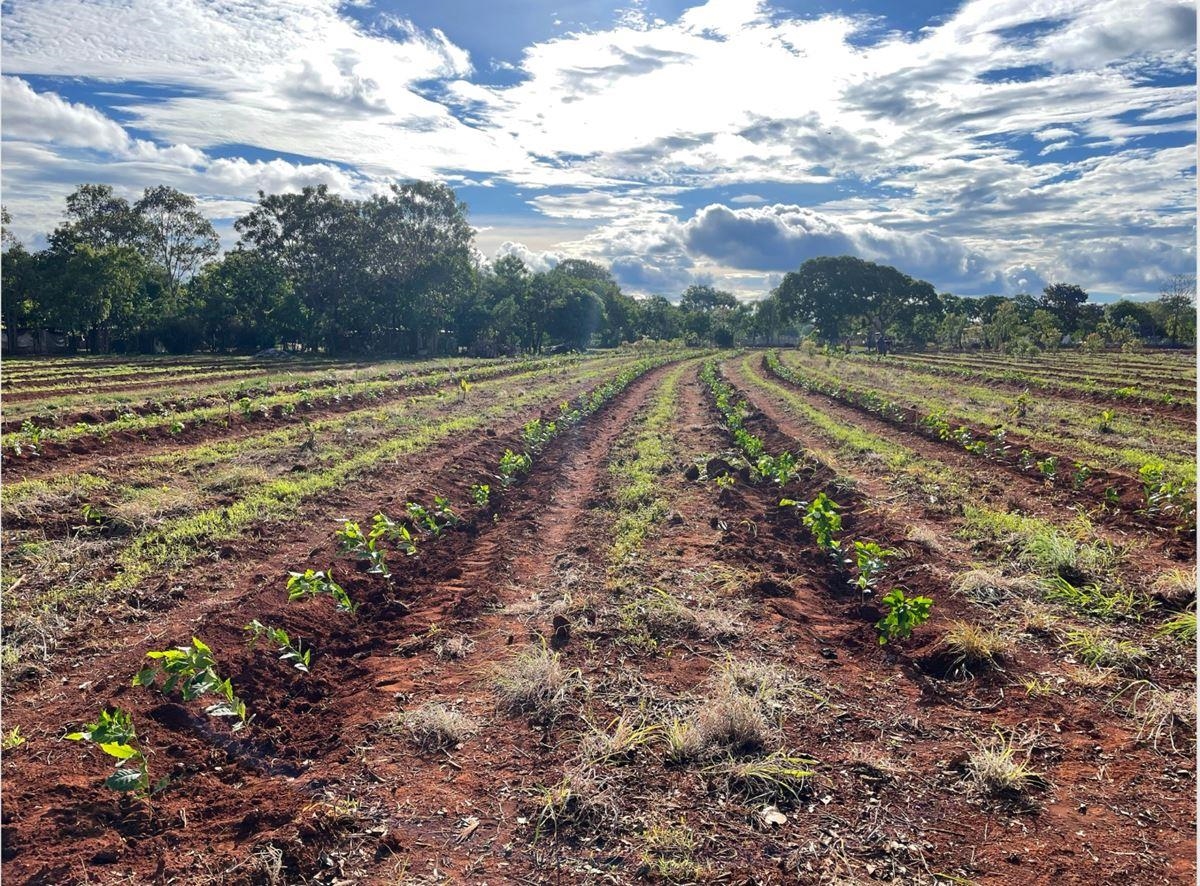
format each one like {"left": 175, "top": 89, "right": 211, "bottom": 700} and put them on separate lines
{"left": 0, "top": 360, "right": 680, "bottom": 886}
{"left": 705, "top": 360, "right": 1196, "bottom": 885}
{"left": 727, "top": 356, "right": 1193, "bottom": 576}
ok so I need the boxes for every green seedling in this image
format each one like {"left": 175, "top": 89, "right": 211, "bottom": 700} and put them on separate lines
{"left": 1071, "top": 462, "right": 1092, "bottom": 491}
{"left": 876, "top": 588, "right": 933, "bottom": 645}
{"left": 244, "top": 619, "right": 312, "bottom": 672}
{"left": 756, "top": 451, "right": 797, "bottom": 485}
{"left": 470, "top": 483, "right": 491, "bottom": 508}
{"left": 432, "top": 495, "right": 460, "bottom": 527}
{"left": 1036, "top": 456, "right": 1059, "bottom": 483}
{"left": 66, "top": 708, "right": 164, "bottom": 797}
{"left": 371, "top": 513, "right": 418, "bottom": 556}
{"left": 499, "top": 449, "right": 532, "bottom": 485}
{"left": 287, "top": 569, "right": 358, "bottom": 613}
{"left": 1098, "top": 409, "right": 1117, "bottom": 433}
{"left": 80, "top": 502, "right": 108, "bottom": 525}
{"left": 715, "top": 474, "right": 736, "bottom": 489}
{"left": 237, "top": 396, "right": 254, "bottom": 417}
{"left": 336, "top": 520, "right": 391, "bottom": 575}
{"left": 852, "top": 540, "right": 900, "bottom": 601}
{"left": 782, "top": 492, "right": 842, "bottom": 556}
{"left": 3, "top": 726, "right": 25, "bottom": 750}
{"left": 133, "top": 638, "right": 251, "bottom": 730}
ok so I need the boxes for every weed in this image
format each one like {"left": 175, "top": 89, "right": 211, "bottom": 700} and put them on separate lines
{"left": 1111, "top": 682, "right": 1195, "bottom": 754}
{"left": 639, "top": 821, "right": 703, "bottom": 882}
{"left": 133, "top": 637, "right": 251, "bottom": 730}
{"left": 286, "top": 569, "right": 358, "bottom": 613}
{"left": 580, "top": 713, "right": 661, "bottom": 765}
{"left": 1148, "top": 567, "right": 1196, "bottom": 605}
{"left": 394, "top": 702, "right": 477, "bottom": 752}
{"left": 495, "top": 644, "right": 577, "bottom": 726}
{"left": 1042, "top": 574, "right": 1144, "bottom": 620}
{"left": 1156, "top": 609, "right": 1196, "bottom": 643}
{"left": 1061, "top": 628, "right": 1147, "bottom": 672}
{"left": 244, "top": 619, "right": 311, "bottom": 672}
{"left": 875, "top": 588, "right": 933, "bottom": 645}
{"left": 708, "top": 751, "right": 815, "bottom": 803}
{"left": 941, "top": 621, "right": 1011, "bottom": 676}
{"left": 434, "top": 633, "right": 476, "bottom": 660}
{"left": 966, "top": 732, "right": 1045, "bottom": 797}
{"left": 533, "top": 767, "right": 618, "bottom": 840}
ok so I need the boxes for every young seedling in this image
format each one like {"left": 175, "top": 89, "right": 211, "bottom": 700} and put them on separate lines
{"left": 432, "top": 495, "right": 460, "bottom": 528}
{"left": 1036, "top": 456, "right": 1059, "bottom": 484}
{"left": 470, "top": 483, "right": 491, "bottom": 508}
{"left": 66, "top": 708, "right": 164, "bottom": 798}
{"left": 851, "top": 540, "right": 900, "bottom": 603}
{"left": 244, "top": 619, "right": 312, "bottom": 673}
{"left": 287, "top": 569, "right": 358, "bottom": 613}
{"left": 133, "top": 638, "right": 251, "bottom": 730}
{"left": 1071, "top": 462, "right": 1092, "bottom": 491}
{"left": 875, "top": 589, "right": 933, "bottom": 645}
{"left": 498, "top": 449, "right": 532, "bottom": 486}
{"left": 371, "top": 513, "right": 418, "bottom": 556}
{"left": 1098, "top": 408, "right": 1117, "bottom": 433}
{"left": 782, "top": 492, "right": 842, "bottom": 557}
{"left": 335, "top": 520, "right": 391, "bottom": 576}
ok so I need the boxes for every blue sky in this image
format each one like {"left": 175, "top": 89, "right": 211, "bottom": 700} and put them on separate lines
{"left": 1, "top": 0, "right": 1195, "bottom": 301}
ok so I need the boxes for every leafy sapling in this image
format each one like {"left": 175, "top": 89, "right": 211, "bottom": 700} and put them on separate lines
{"left": 498, "top": 449, "right": 533, "bottom": 486}
{"left": 336, "top": 520, "right": 391, "bottom": 576}
{"left": 287, "top": 569, "right": 358, "bottom": 613}
{"left": 66, "top": 708, "right": 164, "bottom": 798}
{"left": 784, "top": 492, "right": 841, "bottom": 557}
{"left": 372, "top": 513, "right": 418, "bottom": 556}
{"left": 133, "top": 638, "right": 251, "bottom": 730}
{"left": 471, "top": 483, "right": 491, "bottom": 508}
{"left": 852, "top": 541, "right": 900, "bottom": 603}
{"left": 875, "top": 589, "right": 934, "bottom": 645}
{"left": 244, "top": 619, "right": 312, "bottom": 673}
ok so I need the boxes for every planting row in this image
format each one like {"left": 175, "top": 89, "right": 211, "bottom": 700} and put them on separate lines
{"left": 765, "top": 351, "right": 1196, "bottom": 533}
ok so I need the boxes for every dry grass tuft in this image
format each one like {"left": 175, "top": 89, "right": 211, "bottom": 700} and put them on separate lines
{"left": 533, "top": 767, "right": 619, "bottom": 839}
{"left": 941, "top": 621, "right": 1013, "bottom": 676}
{"left": 494, "top": 644, "right": 578, "bottom": 725}
{"left": 952, "top": 569, "right": 1036, "bottom": 606}
{"left": 966, "top": 733, "right": 1046, "bottom": 797}
{"left": 434, "top": 633, "right": 475, "bottom": 660}
{"left": 391, "top": 702, "right": 477, "bottom": 752}
{"left": 1113, "top": 681, "right": 1196, "bottom": 754}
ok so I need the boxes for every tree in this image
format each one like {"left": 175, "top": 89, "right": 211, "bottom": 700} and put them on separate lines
{"left": 1159, "top": 274, "right": 1196, "bottom": 345}
{"left": 190, "top": 251, "right": 294, "bottom": 350}
{"left": 1038, "top": 283, "right": 1088, "bottom": 332}
{"left": 1030, "top": 308, "right": 1062, "bottom": 350}
{"left": 680, "top": 284, "right": 737, "bottom": 313}
{"left": 50, "top": 184, "right": 146, "bottom": 253}
{"left": 134, "top": 186, "right": 219, "bottom": 296}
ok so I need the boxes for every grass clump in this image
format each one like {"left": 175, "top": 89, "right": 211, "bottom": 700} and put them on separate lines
{"left": 1112, "top": 682, "right": 1195, "bottom": 754}
{"left": 941, "top": 621, "right": 1012, "bottom": 676}
{"left": 1061, "top": 628, "right": 1147, "bottom": 672}
{"left": 707, "top": 751, "right": 815, "bottom": 803}
{"left": 580, "top": 713, "right": 661, "bottom": 766}
{"left": 495, "top": 644, "right": 578, "bottom": 726}
{"left": 1156, "top": 609, "right": 1196, "bottom": 643}
{"left": 1042, "top": 575, "right": 1147, "bottom": 621}
{"left": 533, "top": 767, "right": 618, "bottom": 840}
{"left": 393, "top": 702, "right": 477, "bottom": 752}
{"left": 966, "top": 733, "right": 1046, "bottom": 797}
{"left": 639, "top": 821, "right": 704, "bottom": 882}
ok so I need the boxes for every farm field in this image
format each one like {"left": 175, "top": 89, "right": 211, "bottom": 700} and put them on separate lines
{"left": 0, "top": 347, "right": 1195, "bottom": 885}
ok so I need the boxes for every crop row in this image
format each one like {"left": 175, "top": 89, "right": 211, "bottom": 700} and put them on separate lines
{"left": 779, "top": 349, "right": 1195, "bottom": 491}
{"left": 699, "top": 359, "right": 934, "bottom": 646}
{"left": 765, "top": 351, "right": 1196, "bottom": 531}
{"left": 865, "top": 351, "right": 1193, "bottom": 408}
{"left": 60, "top": 352, "right": 676, "bottom": 807}
{"left": 1, "top": 351, "right": 621, "bottom": 454}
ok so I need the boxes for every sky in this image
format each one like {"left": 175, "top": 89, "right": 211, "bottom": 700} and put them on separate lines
{"left": 0, "top": 0, "right": 1195, "bottom": 302}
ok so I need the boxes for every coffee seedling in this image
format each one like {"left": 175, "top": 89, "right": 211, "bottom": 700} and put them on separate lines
{"left": 336, "top": 520, "right": 391, "bottom": 575}
{"left": 244, "top": 619, "right": 312, "bottom": 672}
{"left": 470, "top": 483, "right": 491, "bottom": 508}
{"left": 133, "top": 638, "right": 251, "bottom": 730}
{"left": 499, "top": 449, "right": 532, "bottom": 485}
{"left": 852, "top": 540, "right": 900, "bottom": 602}
{"left": 371, "top": 513, "right": 418, "bottom": 556}
{"left": 1036, "top": 456, "right": 1059, "bottom": 483}
{"left": 1071, "top": 462, "right": 1092, "bottom": 491}
{"left": 287, "top": 569, "right": 358, "bottom": 613}
{"left": 794, "top": 492, "right": 842, "bottom": 556}
{"left": 1098, "top": 409, "right": 1117, "bottom": 433}
{"left": 66, "top": 708, "right": 164, "bottom": 797}
{"left": 875, "top": 589, "right": 933, "bottom": 645}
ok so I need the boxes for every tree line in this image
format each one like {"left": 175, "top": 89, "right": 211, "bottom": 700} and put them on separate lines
{"left": 1, "top": 183, "right": 1193, "bottom": 355}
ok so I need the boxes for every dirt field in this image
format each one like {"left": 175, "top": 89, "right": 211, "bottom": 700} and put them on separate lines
{"left": 1, "top": 347, "right": 1195, "bottom": 885}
